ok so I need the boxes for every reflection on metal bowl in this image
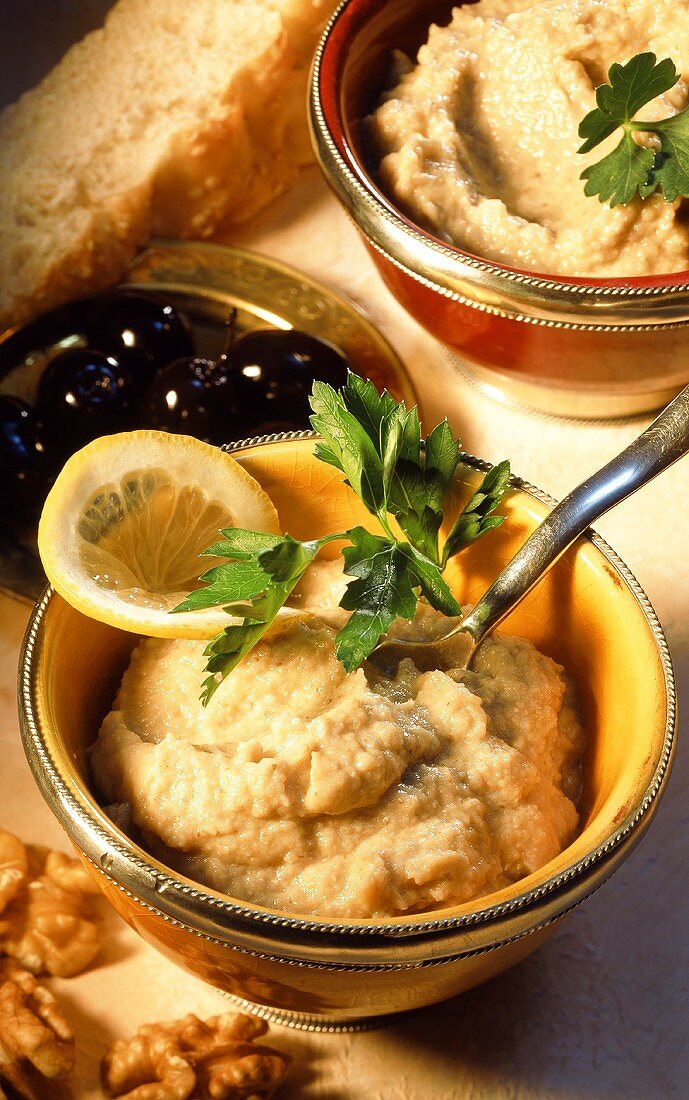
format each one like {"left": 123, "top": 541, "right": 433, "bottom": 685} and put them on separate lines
{"left": 18, "top": 437, "right": 676, "bottom": 1027}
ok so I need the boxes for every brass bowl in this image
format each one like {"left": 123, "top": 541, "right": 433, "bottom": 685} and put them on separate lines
{"left": 18, "top": 436, "right": 676, "bottom": 1027}
{"left": 0, "top": 239, "right": 417, "bottom": 603}
{"left": 309, "top": 0, "right": 689, "bottom": 419}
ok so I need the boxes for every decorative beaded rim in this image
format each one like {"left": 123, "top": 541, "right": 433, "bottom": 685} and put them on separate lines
{"left": 17, "top": 433, "right": 676, "bottom": 967}
{"left": 219, "top": 991, "right": 401, "bottom": 1032}
{"left": 80, "top": 839, "right": 615, "bottom": 972}
{"left": 442, "top": 349, "right": 658, "bottom": 425}
{"left": 309, "top": 0, "right": 689, "bottom": 330}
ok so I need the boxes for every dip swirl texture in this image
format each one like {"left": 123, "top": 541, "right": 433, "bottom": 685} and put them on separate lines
{"left": 369, "top": 0, "right": 689, "bottom": 277}
{"left": 91, "top": 567, "right": 585, "bottom": 918}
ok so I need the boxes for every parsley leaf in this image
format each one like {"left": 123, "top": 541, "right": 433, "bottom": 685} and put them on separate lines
{"left": 334, "top": 528, "right": 463, "bottom": 671}
{"left": 310, "top": 373, "right": 464, "bottom": 563}
{"left": 309, "top": 378, "right": 385, "bottom": 513}
{"left": 578, "top": 52, "right": 689, "bottom": 206}
{"left": 173, "top": 530, "right": 327, "bottom": 703}
{"left": 578, "top": 53, "right": 678, "bottom": 153}
{"left": 581, "top": 133, "right": 656, "bottom": 207}
{"left": 399, "top": 542, "right": 462, "bottom": 617}
{"left": 335, "top": 529, "right": 418, "bottom": 672}
{"left": 648, "top": 112, "right": 689, "bottom": 202}
{"left": 176, "top": 373, "right": 509, "bottom": 702}
{"left": 442, "top": 460, "right": 511, "bottom": 565}
{"left": 173, "top": 530, "right": 283, "bottom": 613}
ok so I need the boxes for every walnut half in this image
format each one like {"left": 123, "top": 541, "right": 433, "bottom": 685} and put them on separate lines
{"left": 0, "top": 832, "right": 27, "bottom": 915}
{"left": 102, "top": 1012, "right": 291, "bottom": 1100}
{"left": 0, "top": 831, "right": 101, "bottom": 978}
{"left": 0, "top": 958, "right": 75, "bottom": 1100}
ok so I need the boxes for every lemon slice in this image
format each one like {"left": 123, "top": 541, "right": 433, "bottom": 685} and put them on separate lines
{"left": 38, "top": 431, "right": 280, "bottom": 638}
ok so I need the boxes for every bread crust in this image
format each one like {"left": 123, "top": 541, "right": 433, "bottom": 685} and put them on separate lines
{"left": 0, "top": 187, "right": 151, "bottom": 333}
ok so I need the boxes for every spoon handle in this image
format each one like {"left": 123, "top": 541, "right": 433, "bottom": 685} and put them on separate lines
{"left": 461, "top": 383, "right": 689, "bottom": 644}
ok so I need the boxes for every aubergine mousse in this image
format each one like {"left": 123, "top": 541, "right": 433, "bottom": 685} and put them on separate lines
{"left": 80, "top": 376, "right": 586, "bottom": 919}
{"left": 368, "top": 0, "right": 689, "bottom": 278}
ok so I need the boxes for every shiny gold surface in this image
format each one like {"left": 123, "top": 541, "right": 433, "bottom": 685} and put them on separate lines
{"left": 0, "top": 240, "right": 416, "bottom": 602}
{"left": 447, "top": 354, "right": 689, "bottom": 423}
{"left": 18, "top": 438, "right": 676, "bottom": 1023}
{"left": 128, "top": 241, "right": 416, "bottom": 408}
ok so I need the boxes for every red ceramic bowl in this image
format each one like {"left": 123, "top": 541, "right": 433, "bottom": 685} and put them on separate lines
{"left": 309, "top": 0, "right": 689, "bottom": 418}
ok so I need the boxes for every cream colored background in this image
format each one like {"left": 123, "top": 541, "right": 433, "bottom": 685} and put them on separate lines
{"left": 1, "top": 6, "right": 688, "bottom": 1097}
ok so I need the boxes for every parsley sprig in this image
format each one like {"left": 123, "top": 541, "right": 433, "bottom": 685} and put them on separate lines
{"left": 174, "top": 373, "right": 510, "bottom": 703}
{"left": 578, "top": 52, "right": 689, "bottom": 207}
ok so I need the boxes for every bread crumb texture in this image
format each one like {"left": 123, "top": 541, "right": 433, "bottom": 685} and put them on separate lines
{"left": 0, "top": 0, "right": 337, "bottom": 329}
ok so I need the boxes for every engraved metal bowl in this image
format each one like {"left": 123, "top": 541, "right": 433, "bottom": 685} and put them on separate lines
{"left": 309, "top": 0, "right": 689, "bottom": 419}
{"left": 18, "top": 435, "right": 676, "bottom": 1028}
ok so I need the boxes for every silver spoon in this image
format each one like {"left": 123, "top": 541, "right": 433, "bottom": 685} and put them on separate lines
{"left": 371, "top": 383, "right": 689, "bottom": 671}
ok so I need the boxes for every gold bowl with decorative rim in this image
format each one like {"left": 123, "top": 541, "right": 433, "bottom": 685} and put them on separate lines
{"left": 18, "top": 436, "right": 676, "bottom": 1028}
{"left": 309, "top": 0, "right": 689, "bottom": 420}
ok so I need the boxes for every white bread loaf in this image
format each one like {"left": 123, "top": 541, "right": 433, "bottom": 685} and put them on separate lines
{"left": 0, "top": 0, "right": 336, "bottom": 331}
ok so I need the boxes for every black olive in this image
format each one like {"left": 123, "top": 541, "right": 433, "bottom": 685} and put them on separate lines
{"left": 87, "top": 291, "right": 195, "bottom": 390}
{"left": 141, "top": 356, "right": 243, "bottom": 444}
{"left": 36, "top": 347, "right": 138, "bottom": 460}
{"left": 231, "top": 329, "right": 350, "bottom": 434}
{"left": 0, "top": 395, "right": 55, "bottom": 519}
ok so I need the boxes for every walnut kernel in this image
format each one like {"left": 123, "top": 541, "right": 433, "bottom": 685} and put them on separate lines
{"left": 0, "top": 832, "right": 27, "bottom": 914}
{"left": 0, "top": 957, "right": 75, "bottom": 1099}
{"left": 102, "top": 1012, "right": 290, "bottom": 1100}
{"left": 0, "top": 838, "right": 101, "bottom": 978}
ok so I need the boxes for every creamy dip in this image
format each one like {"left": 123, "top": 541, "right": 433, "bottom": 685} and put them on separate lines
{"left": 369, "top": 0, "right": 689, "bottom": 277}
{"left": 91, "top": 561, "right": 585, "bottom": 918}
